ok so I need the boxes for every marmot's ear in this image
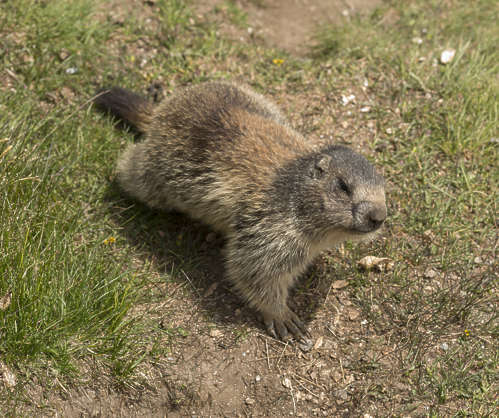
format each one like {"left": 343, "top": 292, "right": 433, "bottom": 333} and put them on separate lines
{"left": 309, "top": 154, "right": 332, "bottom": 179}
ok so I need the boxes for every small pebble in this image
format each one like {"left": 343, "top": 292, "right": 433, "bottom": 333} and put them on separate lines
{"left": 282, "top": 377, "right": 292, "bottom": 388}
{"left": 440, "top": 342, "right": 449, "bottom": 351}
{"left": 424, "top": 268, "right": 437, "bottom": 279}
{"left": 313, "top": 336, "right": 324, "bottom": 350}
{"left": 341, "top": 94, "right": 355, "bottom": 106}
{"left": 209, "top": 329, "right": 223, "bottom": 338}
{"left": 440, "top": 48, "right": 456, "bottom": 64}
{"left": 298, "top": 338, "right": 313, "bottom": 352}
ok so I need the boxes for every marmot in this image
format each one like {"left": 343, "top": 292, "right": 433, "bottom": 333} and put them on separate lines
{"left": 94, "top": 82, "right": 386, "bottom": 341}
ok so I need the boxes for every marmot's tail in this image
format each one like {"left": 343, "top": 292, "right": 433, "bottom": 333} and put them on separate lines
{"left": 94, "top": 87, "right": 153, "bottom": 133}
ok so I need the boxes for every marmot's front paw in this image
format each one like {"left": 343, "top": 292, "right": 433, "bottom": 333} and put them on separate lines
{"left": 263, "top": 308, "right": 309, "bottom": 342}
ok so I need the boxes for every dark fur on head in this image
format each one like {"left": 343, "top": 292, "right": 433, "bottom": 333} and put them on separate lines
{"left": 273, "top": 145, "right": 386, "bottom": 239}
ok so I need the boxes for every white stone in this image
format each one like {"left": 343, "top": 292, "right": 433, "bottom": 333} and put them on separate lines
{"left": 440, "top": 49, "right": 456, "bottom": 64}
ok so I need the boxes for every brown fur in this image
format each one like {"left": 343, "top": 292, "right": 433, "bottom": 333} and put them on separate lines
{"left": 94, "top": 81, "right": 387, "bottom": 341}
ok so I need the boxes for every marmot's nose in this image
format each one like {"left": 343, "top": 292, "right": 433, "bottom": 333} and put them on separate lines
{"left": 367, "top": 205, "right": 386, "bottom": 231}
{"left": 354, "top": 202, "right": 386, "bottom": 232}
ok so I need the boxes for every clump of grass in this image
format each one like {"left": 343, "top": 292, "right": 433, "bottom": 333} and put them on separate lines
{"left": 0, "top": 97, "right": 141, "bottom": 374}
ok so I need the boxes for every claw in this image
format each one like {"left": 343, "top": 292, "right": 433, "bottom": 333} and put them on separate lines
{"left": 290, "top": 313, "right": 311, "bottom": 339}
{"left": 262, "top": 308, "right": 309, "bottom": 342}
{"left": 283, "top": 318, "right": 302, "bottom": 340}
{"left": 264, "top": 317, "right": 278, "bottom": 340}
{"left": 275, "top": 321, "right": 290, "bottom": 341}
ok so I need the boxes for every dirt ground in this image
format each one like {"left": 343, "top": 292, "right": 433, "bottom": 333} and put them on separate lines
{"left": 27, "top": 0, "right": 389, "bottom": 416}
{"left": 198, "top": 0, "right": 381, "bottom": 54}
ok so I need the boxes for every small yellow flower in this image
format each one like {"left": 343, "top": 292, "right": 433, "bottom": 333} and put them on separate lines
{"left": 272, "top": 58, "right": 284, "bottom": 66}
{"left": 103, "top": 236, "right": 116, "bottom": 245}
{"left": 464, "top": 329, "right": 471, "bottom": 337}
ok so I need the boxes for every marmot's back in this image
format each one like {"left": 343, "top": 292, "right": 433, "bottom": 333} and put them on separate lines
{"left": 96, "top": 82, "right": 314, "bottom": 230}
{"left": 94, "top": 81, "right": 387, "bottom": 342}
{"left": 148, "top": 83, "right": 312, "bottom": 179}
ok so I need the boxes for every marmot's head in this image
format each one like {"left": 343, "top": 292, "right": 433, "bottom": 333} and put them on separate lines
{"left": 276, "top": 145, "right": 386, "bottom": 242}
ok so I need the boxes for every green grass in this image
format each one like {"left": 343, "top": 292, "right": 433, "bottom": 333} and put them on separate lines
{"left": 0, "top": 0, "right": 497, "bottom": 415}
{"left": 0, "top": 0, "right": 148, "bottom": 378}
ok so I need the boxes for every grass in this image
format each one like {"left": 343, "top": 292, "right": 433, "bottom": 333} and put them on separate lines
{"left": 0, "top": 0, "right": 148, "bottom": 380}
{"left": 0, "top": 0, "right": 497, "bottom": 415}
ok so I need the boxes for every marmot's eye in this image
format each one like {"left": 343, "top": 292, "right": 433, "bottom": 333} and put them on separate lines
{"left": 338, "top": 178, "right": 350, "bottom": 195}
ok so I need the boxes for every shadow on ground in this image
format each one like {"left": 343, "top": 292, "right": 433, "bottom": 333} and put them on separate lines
{"left": 104, "top": 179, "right": 331, "bottom": 335}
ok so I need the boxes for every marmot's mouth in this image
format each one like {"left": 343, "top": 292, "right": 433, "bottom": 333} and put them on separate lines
{"left": 346, "top": 227, "right": 382, "bottom": 243}
{"left": 352, "top": 202, "right": 387, "bottom": 233}
{"left": 352, "top": 221, "right": 384, "bottom": 234}
{"left": 329, "top": 226, "right": 380, "bottom": 240}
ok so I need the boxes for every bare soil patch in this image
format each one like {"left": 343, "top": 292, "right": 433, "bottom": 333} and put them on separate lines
{"left": 199, "top": 0, "right": 381, "bottom": 54}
